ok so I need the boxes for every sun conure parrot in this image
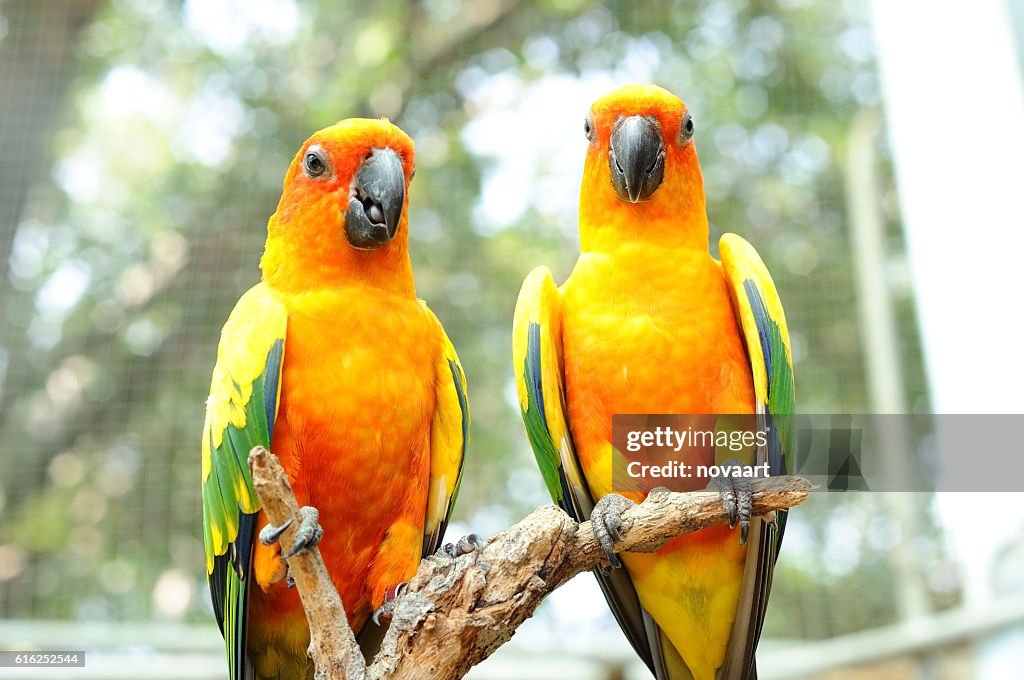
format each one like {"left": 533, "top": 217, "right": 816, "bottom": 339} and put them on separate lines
{"left": 513, "top": 84, "right": 794, "bottom": 680}
{"left": 201, "top": 118, "right": 468, "bottom": 680}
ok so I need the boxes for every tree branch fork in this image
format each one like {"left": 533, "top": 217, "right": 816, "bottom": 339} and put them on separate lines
{"left": 247, "top": 446, "right": 812, "bottom": 680}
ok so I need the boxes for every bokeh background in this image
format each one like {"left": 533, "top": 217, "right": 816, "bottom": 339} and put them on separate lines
{"left": 1, "top": 0, "right": 1023, "bottom": 678}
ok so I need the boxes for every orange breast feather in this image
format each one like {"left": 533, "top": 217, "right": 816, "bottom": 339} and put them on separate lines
{"left": 248, "top": 286, "right": 436, "bottom": 666}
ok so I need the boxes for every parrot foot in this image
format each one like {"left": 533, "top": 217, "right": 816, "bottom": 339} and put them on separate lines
{"left": 436, "top": 533, "right": 482, "bottom": 559}
{"left": 707, "top": 459, "right": 756, "bottom": 544}
{"left": 259, "top": 506, "right": 324, "bottom": 558}
{"left": 591, "top": 493, "right": 636, "bottom": 569}
{"left": 371, "top": 583, "right": 407, "bottom": 626}
{"left": 259, "top": 519, "right": 293, "bottom": 546}
{"left": 282, "top": 506, "right": 324, "bottom": 558}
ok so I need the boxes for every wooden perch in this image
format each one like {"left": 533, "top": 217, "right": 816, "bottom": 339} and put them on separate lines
{"left": 248, "top": 447, "right": 367, "bottom": 680}
{"left": 248, "top": 446, "right": 812, "bottom": 680}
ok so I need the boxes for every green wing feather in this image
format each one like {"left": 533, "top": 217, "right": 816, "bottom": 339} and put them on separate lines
{"left": 719, "top": 233, "right": 796, "bottom": 680}
{"left": 421, "top": 302, "right": 469, "bottom": 557}
{"left": 512, "top": 266, "right": 669, "bottom": 677}
{"left": 512, "top": 267, "right": 589, "bottom": 516}
{"left": 201, "top": 283, "right": 287, "bottom": 680}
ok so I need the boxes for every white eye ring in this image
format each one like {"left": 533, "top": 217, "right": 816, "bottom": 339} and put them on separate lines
{"left": 303, "top": 144, "right": 330, "bottom": 179}
{"left": 679, "top": 113, "right": 695, "bottom": 145}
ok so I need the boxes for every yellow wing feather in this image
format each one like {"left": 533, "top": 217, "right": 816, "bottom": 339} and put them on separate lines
{"left": 201, "top": 282, "right": 287, "bottom": 571}
{"left": 719, "top": 233, "right": 793, "bottom": 408}
{"left": 421, "top": 302, "right": 468, "bottom": 555}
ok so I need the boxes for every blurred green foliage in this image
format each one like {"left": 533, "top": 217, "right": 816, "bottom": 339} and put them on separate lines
{"left": 0, "top": 0, "right": 944, "bottom": 641}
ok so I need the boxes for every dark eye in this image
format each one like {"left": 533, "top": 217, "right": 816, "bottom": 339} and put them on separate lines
{"left": 583, "top": 115, "right": 595, "bottom": 142}
{"left": 680, "top": 113, "right": 695, "bottom": 145}
{"left": 303, "top": 146, "right": 329, "bottom": 178}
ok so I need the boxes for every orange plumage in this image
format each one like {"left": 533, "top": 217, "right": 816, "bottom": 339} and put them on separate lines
{"left": 202, "top": 118, "right": 467, "bottom": 680}
{"left": 514, "top": 84, "right": 794, "bottom": 679}
{"left": 566, "top": 84, "right": 755, "bottom": 680}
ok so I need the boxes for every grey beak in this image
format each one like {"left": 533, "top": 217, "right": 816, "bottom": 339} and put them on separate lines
{"left": 609, "top": 115, "right": 665, "bottom": 203}
{"left": 345, "top": 147, "right": 405, "bottom": 250}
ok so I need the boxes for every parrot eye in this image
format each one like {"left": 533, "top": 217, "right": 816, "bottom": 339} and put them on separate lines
{"left": 679, "top": 113, "right": 695, "bottom": 145}
{"left": 583, "top": 115, "right": 595, "bottom": 143}
{"left": 302, "top": 145, "right": 330, "bottom": 179}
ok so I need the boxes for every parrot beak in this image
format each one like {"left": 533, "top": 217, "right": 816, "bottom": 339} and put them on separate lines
{"left": 345, "top": 147, "right": 406, "bottom": 250}
{"left": 609, "top": 115, "right": 665, "bottom": 203}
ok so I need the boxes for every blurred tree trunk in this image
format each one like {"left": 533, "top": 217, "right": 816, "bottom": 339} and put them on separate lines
{"left": 0, "top": 0, "right": 104, "bottom": 281}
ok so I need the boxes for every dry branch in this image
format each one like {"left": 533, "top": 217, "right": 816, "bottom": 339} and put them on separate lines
{"left": 248, "top": 446, "right": 812, "bottom": 680}
{"left": 248, "top": 447, "right": 367, "bottom": 680}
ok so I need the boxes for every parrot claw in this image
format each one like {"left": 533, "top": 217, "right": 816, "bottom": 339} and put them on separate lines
{"left": 371, "top": 583, "right": 407, "bottom": 626}
{"left": 437, "top": 533, "right": 482, "bottom": 558}
{"left": 591, "top": 493, "right": 636, "bottom": 569}
{"left": 259, "top": 519, "right": 293, "bottom": 546}
{"left": 708, "top": 459, "right": 755, "bottom": 545}
{"left": 281, "top": 506, "right": 324, "bottom": 559}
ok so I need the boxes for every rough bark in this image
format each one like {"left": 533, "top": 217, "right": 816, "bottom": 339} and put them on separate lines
{"left": 248, "top": 446, "right": 812, "bottom": 680}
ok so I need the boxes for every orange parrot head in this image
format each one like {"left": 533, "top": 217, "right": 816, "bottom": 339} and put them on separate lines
{"left": 579, "top": 84, "right": 707, "bottom": 250}
{"left": 261, "top": 118, "right": 417, "bottom": 292}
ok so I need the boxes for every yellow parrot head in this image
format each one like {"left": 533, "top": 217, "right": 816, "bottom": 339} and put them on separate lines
{"left": 579, "top": 84, "right": 707, "bottom": 247}
{"left": 261, "top": 118, "right": 417, "bottom": 291}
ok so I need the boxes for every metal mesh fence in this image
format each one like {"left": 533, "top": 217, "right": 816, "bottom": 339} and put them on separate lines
{"left": 0, "top": 0, "right": 942, "bottom": 656}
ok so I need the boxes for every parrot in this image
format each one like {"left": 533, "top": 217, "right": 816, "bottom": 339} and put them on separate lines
{"left": 512, "top": 84, "right": 794, "bottom": 680}
{"left": 200, "top": 118, "right": 469, "bottom": 680}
